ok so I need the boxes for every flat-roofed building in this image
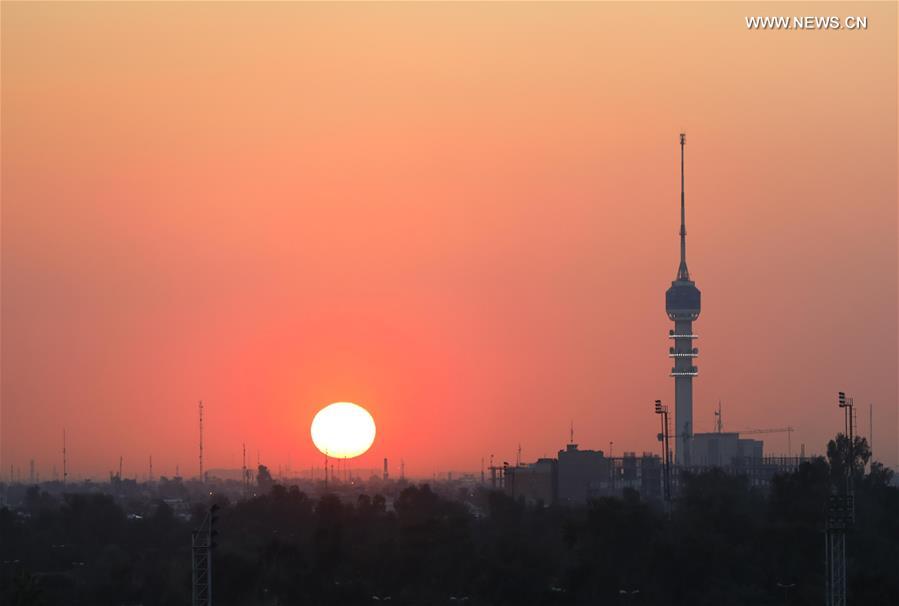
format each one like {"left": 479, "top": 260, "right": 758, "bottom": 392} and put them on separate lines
{"left": 557, "top": 443, "right": 609, "bottom": 505}
{"left": 693, "top": 432, "right": 764, "bottom": 467}
{"left": 504, "top": 458, "right": 557, "bottom": 506}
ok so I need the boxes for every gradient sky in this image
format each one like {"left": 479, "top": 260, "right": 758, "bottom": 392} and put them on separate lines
{"left": 2, "top": 2, "right": 896, "bottom": 480}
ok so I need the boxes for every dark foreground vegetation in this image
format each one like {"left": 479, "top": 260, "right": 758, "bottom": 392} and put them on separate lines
{"left": 2, "top": 435, "right": 896, "bottom": 606}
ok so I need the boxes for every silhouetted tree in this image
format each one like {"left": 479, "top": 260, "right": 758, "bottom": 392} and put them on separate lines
{"left": 827, "top": 433, "right": 871, "bottom": 486}
{"left": 8, "top": 571, "right": 45, "bottom": 606}
{"left": 256, "top": 465, "right": 273, "bottom": 493}
{"left": 1, "top": 434, "right": 896, "bottom": 605}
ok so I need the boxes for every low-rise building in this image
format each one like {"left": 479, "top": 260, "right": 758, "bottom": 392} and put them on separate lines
{"left": 557, "top": 443, "right": 609, "bottom": 505}
{"left": 504, "top": 458, "right": 557, "bottom": 506}
{"left": 692, "top": 432, "right": 764, "bottom": 467}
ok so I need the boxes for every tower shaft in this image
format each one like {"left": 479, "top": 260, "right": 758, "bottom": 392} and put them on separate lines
{"left": 672, "top": 319, "right": 696, "bottom": 465}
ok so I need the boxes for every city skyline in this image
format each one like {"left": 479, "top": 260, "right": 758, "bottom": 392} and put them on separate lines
{"left": 3, "top": 2, "right": 897, "bottom": 480}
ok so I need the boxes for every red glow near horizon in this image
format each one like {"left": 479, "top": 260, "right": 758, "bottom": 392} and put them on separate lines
{"left": 1, "top": 2, "right": 896, "bottom": 480}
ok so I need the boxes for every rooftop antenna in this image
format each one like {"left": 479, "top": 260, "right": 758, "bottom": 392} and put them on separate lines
{"left": 149, "top": 455, "right": 154, "bottom": 483}
{"left": 677, "top": 132, "right": 690, "bottom": 281}
{"left": 62, "top": 429, "right": 68, "bottom": 485}
{"left": 198, "top": 401, "right": 204, "bottom": 483}
{"left": 516, "top": 444, "right": 522, "bottom": 466}
{"left": 714, "top": 400, "right": 723, "bottom": 433}
{"left": 569, "top": 420, "right": 574, "bottom": 445}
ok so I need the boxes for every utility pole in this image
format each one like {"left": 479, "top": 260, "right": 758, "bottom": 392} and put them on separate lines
{"left": 242, "top": 443, "right": 248, "bottom": 499}
{"left": 609, "top": 441, "right": 615, "bottom": 492}
{"left": 62, "top": 429, "right": 68, "bottom": 485}
{"left": 869, "top": 403, "right": 873, "bottom": 461}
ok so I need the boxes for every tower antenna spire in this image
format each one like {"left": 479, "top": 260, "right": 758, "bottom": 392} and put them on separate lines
{"left": 677, "top": 132, "right": 690, "bottom": 281}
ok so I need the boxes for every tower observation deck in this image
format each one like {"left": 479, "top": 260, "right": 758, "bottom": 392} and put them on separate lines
{"left": 665, "top": 133, "right": 701, "bottom": 466}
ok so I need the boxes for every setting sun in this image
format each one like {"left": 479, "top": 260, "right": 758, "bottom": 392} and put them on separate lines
{"left": 310, "top": 402, "right": 376, "bottom": 459}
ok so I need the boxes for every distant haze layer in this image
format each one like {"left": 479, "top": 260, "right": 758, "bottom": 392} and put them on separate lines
{"left": 2, "top": 2, "right": 896, "bottom": 479}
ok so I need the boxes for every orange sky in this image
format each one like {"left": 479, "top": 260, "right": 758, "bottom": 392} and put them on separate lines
{"left": 2, "top": 2, "right": 896, "bottom": 480}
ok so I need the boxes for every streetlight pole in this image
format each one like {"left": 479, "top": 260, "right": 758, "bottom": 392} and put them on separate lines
{"left": 655, "top": 400, "right": 672, "bottom": 509}
{"left": 609, "top": 441, "right": 615, "bottom": 492}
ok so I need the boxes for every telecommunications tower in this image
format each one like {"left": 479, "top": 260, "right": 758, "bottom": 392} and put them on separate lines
{"left": 665, "top": 133, "right": 701, "bottom": 466}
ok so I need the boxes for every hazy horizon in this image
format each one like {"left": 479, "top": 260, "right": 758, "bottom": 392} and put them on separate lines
{"left": 2, "top": 2, "right": 896, "bottom": 480}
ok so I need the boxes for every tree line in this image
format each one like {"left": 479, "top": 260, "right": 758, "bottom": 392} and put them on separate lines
{"left": 1, "top": 434, "right": 896, "bottom": 605}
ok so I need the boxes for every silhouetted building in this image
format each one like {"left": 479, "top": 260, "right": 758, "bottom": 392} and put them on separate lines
{"left": 639, "top": 454, "right": 663, "bottom": 500}
{"left": 692, "top": 432, "right": 764, "bottom": 467}
{"left": 557, "top": 443, "right": 609, "bottom": 504}
{"left": 665, "top": 134, "right": 701, "bottom": 466}
{"left": 622, "top": 451, "right": 638, "bottom": 482}
{"left": 504, "top": 458, "right": 557, "bottom": 506}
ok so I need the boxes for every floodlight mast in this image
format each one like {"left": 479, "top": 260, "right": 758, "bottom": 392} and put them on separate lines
{"left": 654, "top": 400, "right": 672, "bottom": 508}
{"left": 192, "top": 504, "right": 219, "bottom": 606}
{"left": 826, "top": 391, "right": 857, "bottom": 606}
